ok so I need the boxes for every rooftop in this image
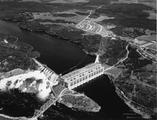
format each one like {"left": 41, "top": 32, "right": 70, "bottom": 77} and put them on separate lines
{"left": 62, "top": 63, "right": 102, "bottom": 78}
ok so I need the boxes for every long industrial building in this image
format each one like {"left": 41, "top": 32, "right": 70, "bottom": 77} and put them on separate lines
{"left": 62, "top": 63, "right": 105, "bottom": 90}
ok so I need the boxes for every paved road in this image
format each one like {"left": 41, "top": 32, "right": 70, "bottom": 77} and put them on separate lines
{"left": 0, "top": 115, "right": 19, "bottom": 120}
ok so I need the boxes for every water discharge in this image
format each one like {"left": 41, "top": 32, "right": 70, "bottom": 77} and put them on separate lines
{"left": 0, "top": 70, "right": 53, "bottom": 100}
{"left": 0, "top": 20, "right": 142, "bottom": 120}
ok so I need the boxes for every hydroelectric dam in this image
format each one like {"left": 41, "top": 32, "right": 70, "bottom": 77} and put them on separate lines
{"left": 33, "top": 56, "right": 108, "bottom": 91}
{"left": 29, "top": 58, "right": 111, "bottom": 120}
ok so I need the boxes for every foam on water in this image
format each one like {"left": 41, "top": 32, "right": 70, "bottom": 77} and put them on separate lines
{"left": 0, "top": 70, "right": 52, "bottom": 100}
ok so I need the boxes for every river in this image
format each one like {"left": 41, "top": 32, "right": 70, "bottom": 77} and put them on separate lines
{"left": 21, "top": 31, "right": 95, "bottom": 74}
{"left": 0, "top": 20, "right": 144, "bottom": 120}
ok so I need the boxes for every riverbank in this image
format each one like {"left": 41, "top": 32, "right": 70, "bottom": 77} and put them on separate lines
{"left": 0, "top": 114, "right": 19, "bottom": 120}
{"left": 0, "top": 32, "right": 39, "bottom": 73}
{"left": 0, "top": 1, "right": 156, "bottom": 119}
{"left": 0, "top": 20, "right": 99, "bottom": 119}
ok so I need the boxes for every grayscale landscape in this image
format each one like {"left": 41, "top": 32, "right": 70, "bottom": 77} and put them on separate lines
{"left": 0, "top": 0, "right": 156, "bottom": 120}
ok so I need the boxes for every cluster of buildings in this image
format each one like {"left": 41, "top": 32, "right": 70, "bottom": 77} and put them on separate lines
{"left": 134, "top": 35, "right": 156, "bottom": 50}
{"left": 133, "top": 35, "right": 157, "bottom": 61}
{"left": 76, "top": 18, "right": 116, "bottom": 38}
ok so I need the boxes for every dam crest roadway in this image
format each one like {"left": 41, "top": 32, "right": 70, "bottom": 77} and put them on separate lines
{"left": 28, "top": 57, "right": 115, "bottom": 120}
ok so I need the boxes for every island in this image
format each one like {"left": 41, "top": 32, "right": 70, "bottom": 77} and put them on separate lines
{"left": 0, "top": 0, "right": 156, "bottom": 120}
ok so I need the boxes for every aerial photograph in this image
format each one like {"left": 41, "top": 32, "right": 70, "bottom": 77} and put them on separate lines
{"left": 0, "top": 0, "right": 156, "bottom": 120}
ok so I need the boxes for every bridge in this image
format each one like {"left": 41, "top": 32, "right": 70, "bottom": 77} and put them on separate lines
{"left": 26, "top": 11, "right": 118, "bottom": 120}
{"left": 27, "top": 88, "right": 69, "bottom": 120}
{"left": 30, "top": 58, "right": 109, "bottom": 120}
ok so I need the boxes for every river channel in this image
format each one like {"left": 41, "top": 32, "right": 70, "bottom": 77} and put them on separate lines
{"left": 0, "top": 20, "right": 144, "bottom": 120}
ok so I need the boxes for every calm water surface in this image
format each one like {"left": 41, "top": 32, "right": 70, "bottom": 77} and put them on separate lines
{"left": 0, "top": 20, "right": 144, "bottom": 120}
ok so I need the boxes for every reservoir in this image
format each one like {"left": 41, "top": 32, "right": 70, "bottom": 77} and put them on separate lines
{"left": 21, "top": 31, "right": 95, "bottom": 74}
{"left": 0, "top": 20, "right": 143, "bottom": 120}
{"left": 0, "top": 20, "right": 95, "bottom": 74}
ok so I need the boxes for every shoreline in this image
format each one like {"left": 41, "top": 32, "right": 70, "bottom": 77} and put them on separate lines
{"left": 0, "top": 113, "right": 25, "bottom": 120}
{"left": 0, "top": 19, "right": 100, "bottom": 58}
{"left": 115, "top": 87, "right": 152, "bottom": 119}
